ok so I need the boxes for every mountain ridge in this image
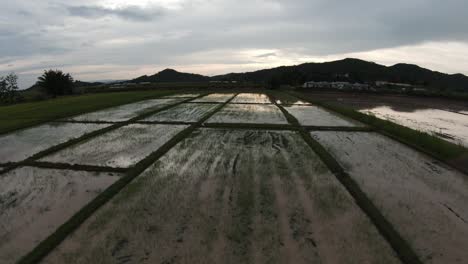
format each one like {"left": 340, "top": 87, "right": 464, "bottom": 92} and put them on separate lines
{"left": 130, "top": 58, "right": 468, "bottom": 91}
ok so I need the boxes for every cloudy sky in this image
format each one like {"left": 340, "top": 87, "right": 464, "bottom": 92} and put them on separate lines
{"left": 1, "top": 0, "right": 468, "bottom": 88}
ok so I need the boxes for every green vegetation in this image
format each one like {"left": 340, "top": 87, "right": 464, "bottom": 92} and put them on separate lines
{"left": 37, "top": 70, "right": 75, "bottom": 97}
{"left": 289, "top": 91, "right": 468, "bottom": 173}
{"left": 0, "top": 90, "right": 175, "bottom": 135}
{"left": 0, "top": 73, "right": 21, "bottom": 104}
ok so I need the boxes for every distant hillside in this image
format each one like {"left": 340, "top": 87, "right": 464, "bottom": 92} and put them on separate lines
{"left": 212, "top": 58, "right": 468, "bottom": 91}
{"left": 132, "top": 69, "right": 210, "bottom": 83}
{"left": 130, "top": 59, "right": 468, "bottom": 91}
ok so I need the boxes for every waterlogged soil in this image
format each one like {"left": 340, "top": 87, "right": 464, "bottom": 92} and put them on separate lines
{"left": 284, "top": 105, "right": 360, "bottom": 127}
{"left": 44, "top": 129, "right": 399, "bottom": 264}
{"left": 0, "top": 167, "right": 120, "bottom": 263}
{"left": 231, "top": 93, "right": 272, "bottom": 104}
{"left": 0, "top": 123, "right": 109, "bottom": 163}
{"left": 207, "top": 104, "right": 289, "bottom": 124}
{"left": 68, "top": 98, "right": 183, "bottom": 122}
{"left": 191, "top": 93, "right": 235, "bottom": 103}
{"left": 142, "top": 103, "right": 219, "bottom": 122}
{"left": 41, "top": 124, "right": 188, "bottom": 168}
{"left": 311, "top": 131, "right": 468, "bottom": 264}
{"left": 361, "top": 106, "right": 468, "bottom": 147}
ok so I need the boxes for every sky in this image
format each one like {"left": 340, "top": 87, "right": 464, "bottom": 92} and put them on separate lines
{"left": 1, "top": 0, "right": 468, "bottom": 89}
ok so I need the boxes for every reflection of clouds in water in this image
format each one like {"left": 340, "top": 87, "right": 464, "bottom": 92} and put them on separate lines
{"left": 360, "top": 106, "right": 468, "bottom": 147}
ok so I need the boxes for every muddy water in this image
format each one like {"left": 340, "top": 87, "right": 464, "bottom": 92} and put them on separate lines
{"left": 44, "top": 129, "right": 399, "bottom": 264}
{"left": 0, "top": 167, "right": 120, "bottom": 263}
{"left": 284, "top": 105, "right": 361, "bottom": 127}
{"left": 231, "top": 93, "right": 272, "bottom": 104}
{"left": 361, "top": 106, "right": 468, "bottom": 147}
{"left": 0, "top": 123, "right": 109, "bottom": 163}
{"left": 191, "top": 93, "right": 235, "bottom": 103}
{"left": 207, "top": 104, "right": 288, "bottom": 124}
{"left": 41, "top": 124, "right": 188, "bottom": 168}
{"left": 311, "top": 131, "right": 468, "bottom": 264}
{"left": 143, "top": 103, "right": 219, "bottom": 122}
{"left": 68, "top": 98, "right": 183, "bottom": 122}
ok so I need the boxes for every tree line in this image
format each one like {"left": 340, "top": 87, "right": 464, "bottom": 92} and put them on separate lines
{"left": 0, "top": 70, "right": 75, "bottom": 104}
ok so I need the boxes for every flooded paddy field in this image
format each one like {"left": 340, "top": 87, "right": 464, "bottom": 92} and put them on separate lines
{"left": 231, "top": 93, "right": 272, "bottom": 104}
{"left": 300, "top": 91, "right": 468, "bottom": 146}
{"left": 0, "top": 167, "right": 120, "bottom": 263}
{"left": 162, "top": 93, "right": 200, "bottom": 98}
{"left": 191, "top": 93, "right": 235, "bottom": 103}
{"left": 0, "top": 122, "right": 109, "bottom": 163}
{"left": 2, "top": 91, "right": 468, "bottom": 263}
{"left": 284, "top": 105, "right": 360, "bottom": 127}
{"left": 311, "top": 131, "right": 468, "bottom": 263}
{"left": 207, "top": 104, "right": 288, "bottom": 124}
{"left": 142, "top": 103, "right": 219, "bottom": 123}
{"left": 361, "top": 107, "right": 468, "bottom": 147}
{"left": 68, "top": 98, "right": 183, "bottom": 122}
{"left": 41, "top": 124, "right": 188, "bottom": 168}
{"left": 272, "top": 93, "right": 312, "bottom": 105}
{"left": 44, "top": 129, "right": 399, "bottom": 264}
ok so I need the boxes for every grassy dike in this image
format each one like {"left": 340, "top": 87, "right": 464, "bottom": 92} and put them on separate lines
{"left": 287, "top": 90, "right": 468, "bottom": 174}
{"left": 0, "top": 90, "right": 179, "bottom": 135}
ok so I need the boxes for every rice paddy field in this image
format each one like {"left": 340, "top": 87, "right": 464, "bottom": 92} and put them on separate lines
{"left": 0, "top": 91, "right": 467, "bottom": 264}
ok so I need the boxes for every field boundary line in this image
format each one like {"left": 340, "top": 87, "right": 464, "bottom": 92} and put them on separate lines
{"left": 51, "top": 120, "right": 120, "bottom": 125}
{"left": 135, "top": 120, "right": 196, "bottom": 125}
{"left": 228, "top": 102, "right": 274, "bottom": 105}
{"left": 302, "top": 125, "right": 374, "bottom": 132}
{"left": 203, "top": 122, "right": 295, "bottom": 131}
{"left": 17, "top": 93, "right": 237, "bottom": 264}
{"left": 24, "top": 161, "right": 127, "bottom": 174}
{"left": 268, "top": 91, "right": 423, "bottom": 264}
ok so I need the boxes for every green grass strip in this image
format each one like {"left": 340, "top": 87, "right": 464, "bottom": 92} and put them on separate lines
{"left": 17, "top": 93, "right": 235, "bottom": 264}
{"left": 24, "top": 161, "right": 127, "bottom": 174}
{"left": 288, "top": 91, "right": 468, "bottom": 174}
{"left": 269, "top": 92, "right": 423, "bottom": 264}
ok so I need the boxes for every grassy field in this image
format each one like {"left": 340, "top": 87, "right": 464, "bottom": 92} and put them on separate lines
{"left": 0, "top": 90, "right": 177, "bottom": 135}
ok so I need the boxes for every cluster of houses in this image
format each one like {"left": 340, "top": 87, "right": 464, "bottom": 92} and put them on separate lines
{"left": 302, "top": 81, "right": 427, "bottom": 92}
{"left": 109, "top": 82, "right": 150, "bottom": 89}
{"left": 302, "top": 81, "right": 372, "bottom": 91}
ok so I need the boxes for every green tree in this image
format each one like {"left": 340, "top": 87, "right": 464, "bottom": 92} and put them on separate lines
{"left": 37, "top": 70, "right": 74, "bottom": 97}
{"left": 0, "top": 73, "right": 20, "bottom": 103}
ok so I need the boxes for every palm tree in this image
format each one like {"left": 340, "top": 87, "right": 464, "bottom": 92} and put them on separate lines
{"left": 37, "top": 70, "right": 74, "bottom": 97}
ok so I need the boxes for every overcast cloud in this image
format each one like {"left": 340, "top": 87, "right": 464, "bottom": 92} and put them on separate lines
{"left": 1, "top": 0, "right": 468, "bottom": 88}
